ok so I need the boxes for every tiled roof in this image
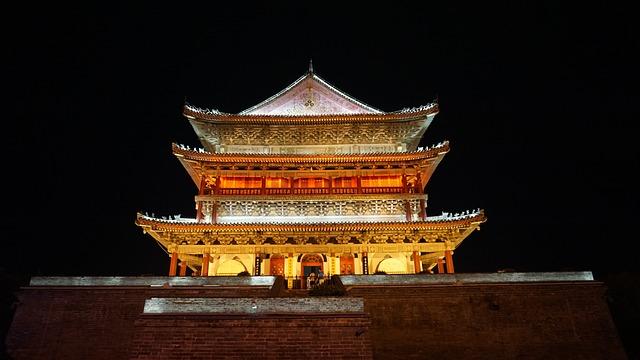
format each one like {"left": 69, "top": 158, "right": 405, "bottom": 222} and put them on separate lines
{"left": 135, "top": 210, "right": 486, "bottom": 233}
{"left": 183, "top": 103, "right": 438, "bottom": 124}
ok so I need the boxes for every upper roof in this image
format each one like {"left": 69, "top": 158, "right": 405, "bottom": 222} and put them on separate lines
{"left": 238, "top": 68, "right": 383, "bottom": 116}
{"left": 184, "top": 64, "right": 438, "bottom": 120}
{"left": 182, "top": 65, "right": 439, "bottom": 152}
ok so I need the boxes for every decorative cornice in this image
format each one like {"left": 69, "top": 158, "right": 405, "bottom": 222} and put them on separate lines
{"left": 172, "top": 141, "right": 449, "bottom": 164}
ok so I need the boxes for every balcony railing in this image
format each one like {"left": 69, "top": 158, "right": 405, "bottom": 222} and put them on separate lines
{"left": 209, "top": 187, "right": 407, "bottom": 196}
{"left": 217, "top": 188, "right": 262, "bottom": 195}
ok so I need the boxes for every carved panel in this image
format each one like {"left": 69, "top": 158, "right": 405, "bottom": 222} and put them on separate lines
{"left": 193, "top": 121, "right": 426, "bottom": 150}
{"left": 211, "top": 199, "right": 422, "bottom": 220}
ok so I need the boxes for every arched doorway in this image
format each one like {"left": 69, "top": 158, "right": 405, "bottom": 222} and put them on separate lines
{"left": 270, "top": 254, "right": 284, "bottom": 276}
{"left": 217, "top": 257, "right": 247, "bottom": 276}
{"left": 301, "top": 254, "right": 324, "bottom": 289}
{"left": 340, "top": 253, "right": 355, "bottom": 274}
{"left": 376, "top": 256, "right": 406, "bottom": 274}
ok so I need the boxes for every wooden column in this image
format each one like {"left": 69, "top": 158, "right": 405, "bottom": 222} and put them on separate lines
{"left": 196, "top": 202, "right": 204, "bottom": 222}
{"left": 437, "top": 258, "right": 445, "bottom": 274}
{"left": 356, "top": 175, "right": 362, "bottom": 194}
{"left": 419, "top": 199, "right": 427, "bottom": 220}
{"left": 328, "top": 176, "right": 333, "bottom": 194}
{"left": 179, "top": 262, "right": 187, "bottom": 276}
{"left": 290, "top": 177, "right": 295, "bottom": 194}
{"left": 213, "top": 176, "right": 219, "bottom": 195}
{"left": 416, "top": 173, "right": 423, "bottom": 194}
{"left": 405, "top": 201, "right": 413, "bottom": 221}
{"left": 196, "top": 175, "right": 206, "bottom": 222}
{"left": 168, "top": 252, "right": 178, "bottom": 276}
{"left": 445, "top": 250, "right": 455, "bottom": 274}
{"left": 413, "top": 251, "right": 421, "bottom": 273}
{"left": 362, "top": 252, "right": 369, "bottom": 275}
{"left": 201, "top": 253, "right": 210, "bottom": 276}
{"left": 402, "top": 174, "right": 408, "bottom": 193}
{"left": 199, "top": 175, "right": 207, "bottom": 195}
{"left": 261, "top": 176, "right": 266, "bottom": 195}
{"left": 211, "top": 202, "right": 217, "bottom": 224}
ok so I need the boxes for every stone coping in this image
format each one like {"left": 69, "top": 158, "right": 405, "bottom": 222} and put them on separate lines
{"left": 143, "top": 297, "right": 364, "bottom": 314}
{"left": 29, "top": 276, "right": 277, "bottom": 287}
{"left": 338, "top": 272, "right": 594, "bottom": 286}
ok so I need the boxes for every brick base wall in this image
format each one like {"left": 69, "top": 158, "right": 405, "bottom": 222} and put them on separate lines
{"left": 5, "top": 275, "right": 627, "bottom": 360}
{"left": 6, "top": 286, "right": 272, "bottom": 360}
{"left": 347, "top": 282, "right": 626, "bottom": 359}
{"left": 130, "top": 314, "right": 372, "bottom": 359}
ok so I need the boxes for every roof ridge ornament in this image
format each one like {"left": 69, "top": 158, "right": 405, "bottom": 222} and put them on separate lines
{"left": 309, "top": 59, "right": 314, "bottom": 74}
{"left": 184, "top": 103, "right": 222, "bottom": 115}
{"left": 396, "top": 103, "right": 437, "bottom": 114}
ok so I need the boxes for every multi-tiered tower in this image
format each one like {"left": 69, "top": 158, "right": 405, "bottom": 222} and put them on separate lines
{"left": 136, "top": 64, "right": 485, "bottom": 284}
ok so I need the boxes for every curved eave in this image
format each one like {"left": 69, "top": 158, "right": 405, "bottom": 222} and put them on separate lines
{"left": 183, "top": 103, "right": 438, "bottom": 125}
{"left": 135, "top": 211, "right": 486, "bottom": 233}
{"left": 172, "top": 142, "right": 449, "bottom": 164}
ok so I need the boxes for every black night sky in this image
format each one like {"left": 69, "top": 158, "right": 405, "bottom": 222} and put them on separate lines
{"left": 5, "top": 2, "right": 639, "bottom": 281}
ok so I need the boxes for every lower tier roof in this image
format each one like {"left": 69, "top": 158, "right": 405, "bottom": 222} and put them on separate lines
{"left": 135, "top": 210, "right": 486, "bottom": 259}
{"left": 136, "top": 210, "right": 484, "bottom": 233}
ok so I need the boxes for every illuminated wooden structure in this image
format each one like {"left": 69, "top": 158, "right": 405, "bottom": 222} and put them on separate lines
{"left": 136, "top": 64, "right": 485, "bottom": 281}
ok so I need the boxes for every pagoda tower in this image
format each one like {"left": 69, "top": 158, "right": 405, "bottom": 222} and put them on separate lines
{"left": 136, "top": 64, "right": 485, "bottom": 283}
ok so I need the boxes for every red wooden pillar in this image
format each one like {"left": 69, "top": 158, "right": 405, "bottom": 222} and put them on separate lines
{"left": 356, "top": 175, "right": 362, "bottom": 194}
{"left": 199, "top": 175, "right": 207, "bottom": 194}
{"left": 196, "top": 202, "right": 203, "bottom": 222}
{"left": 328, "top": 176, "right": 333, "bottom": 194}
{"left": 416, "top": 173, "right": 423, "bottom": 193}
{"left": 201, "top": 253, "right": 210, "bottom": 276}
{"left": 261, "top": 176, "right": 266, "bottom": 195}
{"left": 419, "top": 199, "right": 427, "bottom": 220}
{"left": 210, "top": 202, "right": 217, "bottom": 224}
{"left": 179, "top": 262, "right": 187, "bottom": 276}
{"left": 168, "top": 252, "right": 178, "bottom": 276}
{"left": 290, "top": 177, "right": 295, "bottom": 194}
{"left": 413, "top": 251, "right": 421, "bottom": 273}
{"left": 195, "top": 175, "right": 207, "bottom": 222}
{"left": 437, "top": 258, "right": 445, "bottom": 274}
{"left": 445, "top": 250, "right": 455, "bottom": 274}
{"left": 402, "top": 174, "right": 408, "bottom": 193}
{"left": 405, "top": 201, "right": 413, "bottom": 221}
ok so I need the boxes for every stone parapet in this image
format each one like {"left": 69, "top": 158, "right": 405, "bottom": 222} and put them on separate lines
{"left": 338, "top": 271, "right": 594, "bottom": 286}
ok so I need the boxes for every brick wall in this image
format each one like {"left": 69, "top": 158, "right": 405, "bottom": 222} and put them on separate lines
{"left": 130, "top": 314, "right": 372, "bottom": 359}
{"left": 348, "top": 282, "right": 626, "bottom": 360}
{"left": 6, "top": 274, "right": 627, "bottom": 360}
{"left": 6, "top": 286, "right": 273, "bottom": 360}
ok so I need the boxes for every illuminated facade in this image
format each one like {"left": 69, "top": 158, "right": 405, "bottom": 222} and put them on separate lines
{"left": 136, "top": 64, "right": 485, "bottom": 284}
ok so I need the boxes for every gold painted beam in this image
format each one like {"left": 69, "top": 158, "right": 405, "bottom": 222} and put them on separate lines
{"left": 170, "top": 242, "right": 447, "bottom": 255}
{"left": 195, "top": 193, "right": 428, "bottom": 202}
